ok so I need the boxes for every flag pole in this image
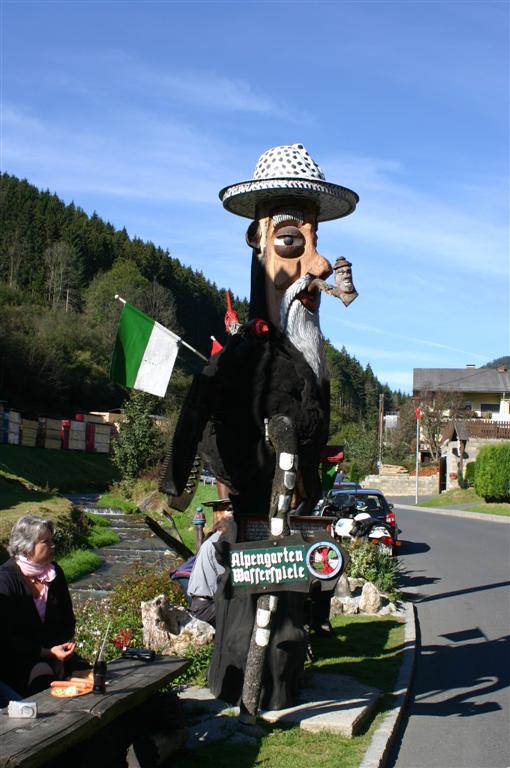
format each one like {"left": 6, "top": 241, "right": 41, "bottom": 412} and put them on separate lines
{"left": 114, "top": 295, "right": 208, "bottom": 363}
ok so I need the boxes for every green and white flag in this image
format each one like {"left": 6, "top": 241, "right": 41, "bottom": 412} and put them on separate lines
{"left": 111, "top": 302, "right": 180, "bottom": 398}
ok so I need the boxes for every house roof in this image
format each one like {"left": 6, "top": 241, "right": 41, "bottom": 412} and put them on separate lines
{"left": 413, "top": 368, "right": 510, "bottom": 394}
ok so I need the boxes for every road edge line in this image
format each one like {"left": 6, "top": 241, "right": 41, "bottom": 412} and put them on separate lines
{"left": 359, "top": 601, "right": 417, "bottom": 768}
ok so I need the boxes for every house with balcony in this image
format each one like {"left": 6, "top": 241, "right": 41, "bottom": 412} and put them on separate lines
{"left": 413, "top": 365, "right": 510, "bottom": 490}
{"left": 413, "top": 365, "right": 510, "bottom": 419}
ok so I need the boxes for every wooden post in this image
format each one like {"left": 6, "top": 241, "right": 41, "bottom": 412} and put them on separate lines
{"left": 239, "top": 415, "right": 297, "bottom": 725}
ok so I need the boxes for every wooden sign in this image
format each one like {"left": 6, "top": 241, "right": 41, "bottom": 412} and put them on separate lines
{"left": 229, "top": 532, "right": 346, "bottom": 594}
{"left": 238, "top": 514, "right": 337, "bottom": 542}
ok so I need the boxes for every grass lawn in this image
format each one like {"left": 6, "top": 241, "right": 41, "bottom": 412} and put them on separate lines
{"left": 171, "top": 483, "right": 218, "bottom": 550}
{"left": 418, "top": 487, "right": 510, "bottom": 516}
{"left": 468, "top": 503, "right": 510, "bottom": 516}
{"left": 0, "top": 475, "right": 73, "bottom": 552}
{"left": 418, "top": 487, "right": 480, "bottom": 506}
{"left": 0, "top": 444, "right": 119, "bottom": 492}
{"left": 0, "top": 444, "right": 118, "bottom": 552}
{"left": 57, "top": 549, "right": 103, "bottom": 582}
{"left": 172, "top": 614, "right": 405, "bottom": 768}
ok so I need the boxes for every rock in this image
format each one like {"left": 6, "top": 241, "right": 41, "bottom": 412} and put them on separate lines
{"left": 330, "top": 597, "right": 344, "bottom": 616}
{"left": 334, "top": 574, "right": 351, "bottom": 597}
{"left": 347, "top": 577, "right": 365, "bottom": 595}
{"left": 334, "top": 596, "right": 360, "bottom": 615}
{"left": 136, "top": 491, "right": 160, "bottom": 514}
{"left": 141, "top": 594, "right": 215, "bottom": 655}
{"left": 359, "top": 582, "right": 382, "bottom": 614}
{"left": 378, "top": 601, "right": 406, "bottom": 617}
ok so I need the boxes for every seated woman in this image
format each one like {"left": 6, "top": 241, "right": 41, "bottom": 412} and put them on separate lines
{"left": 0, "top": 515, "right": 85, "bottom": 697}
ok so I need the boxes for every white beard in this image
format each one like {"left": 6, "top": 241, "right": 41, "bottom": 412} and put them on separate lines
{"left": 280, "top": 274, "right": 327, "bottom": 381}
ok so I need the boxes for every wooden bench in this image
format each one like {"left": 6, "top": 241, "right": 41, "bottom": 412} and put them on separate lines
{"left": 0, "top": 655, "right": 190, "bottom": 768}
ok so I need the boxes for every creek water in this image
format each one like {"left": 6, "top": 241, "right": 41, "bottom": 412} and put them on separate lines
{"left": 67, "top": 494, "right": 178, "bottom": 599}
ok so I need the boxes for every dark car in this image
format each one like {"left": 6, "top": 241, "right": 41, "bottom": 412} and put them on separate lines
{"left": 323, "top": 487, "right": 401, "bottom": 549}
{"left": 332, "top": 480, "right": 361, "bottom": 491}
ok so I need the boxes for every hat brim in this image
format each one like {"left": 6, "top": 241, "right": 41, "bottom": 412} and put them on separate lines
{"left": 219, "top": 177, "right": 359, "bottom": 222}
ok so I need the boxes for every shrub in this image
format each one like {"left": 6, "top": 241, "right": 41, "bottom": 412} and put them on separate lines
{"left": 111, "top": 391, "right": 164, "bottom": 480}
{"left": 474, "top": 442, "right": 510, "bottom": 501}
{"left": 345, "top": 540, "right": 401, "bottom": 597}
{"left": 74, "top": 565, "right": 188, "bottom": 661}
{"left": 53, "top": 506, "right": 90, "bottom": 557}
{"left": 464, "top": 461, "right": 476, "bottom": 487}
{"left": 349, "top": 462, "right": 361, "bottom": 484}
{"left": 73, "top": 564, "right": 210, "bottom": 682}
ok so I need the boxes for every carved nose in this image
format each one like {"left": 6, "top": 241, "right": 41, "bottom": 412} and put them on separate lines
{"left": 307, "top": 252, "right": 333, "bottom": 281}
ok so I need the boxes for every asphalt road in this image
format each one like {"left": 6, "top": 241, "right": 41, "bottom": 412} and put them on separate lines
{"left": 387, "top": 502, "right": 510, "bottom": 768}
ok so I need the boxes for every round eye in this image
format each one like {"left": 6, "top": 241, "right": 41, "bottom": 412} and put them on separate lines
{"left": 273, "top": 226, "right": 305, "bottom": 258}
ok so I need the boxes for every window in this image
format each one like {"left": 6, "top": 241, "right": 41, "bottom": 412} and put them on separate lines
{"left": 480, "top": 403, "right": 499, "bottom": 413}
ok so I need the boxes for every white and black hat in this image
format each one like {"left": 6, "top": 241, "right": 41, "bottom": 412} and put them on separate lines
{"left": 219, "top": 143, "right": 359, "bottom": 222}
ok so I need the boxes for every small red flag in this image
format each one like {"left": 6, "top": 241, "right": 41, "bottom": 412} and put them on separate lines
{"left": 210, "top": 336, "right": 223, "bottom": 356}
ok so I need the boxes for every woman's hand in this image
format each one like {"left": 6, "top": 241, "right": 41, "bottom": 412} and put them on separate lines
{"left": 47, "top": 642, "right": 76, "bottom": 661}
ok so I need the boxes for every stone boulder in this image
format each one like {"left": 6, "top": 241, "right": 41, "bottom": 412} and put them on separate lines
{"left": 359, "top": 582, "right": 383, "bottom": 614}
{"left": 347, "top": 577, "right": 365, "bottom": 595}
{"left": 334, "top": 574, "right": 351, "bottom": 598}
{"left": 141, "top": 594, "right": 215, "bottom": 655}
{"left": 330, "top": 595, "right": 360, "bottom": 615}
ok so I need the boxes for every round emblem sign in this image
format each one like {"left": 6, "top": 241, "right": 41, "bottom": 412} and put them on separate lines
{"left": 306, "top": 540, "right": 343, "bottom": 580}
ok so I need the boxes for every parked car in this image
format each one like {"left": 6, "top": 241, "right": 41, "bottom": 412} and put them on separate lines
{"left": 319, "top": 488, "right": 401, "bottom": 553}
{"left": 332, "top": 480, "right": 361, "bottom": 491}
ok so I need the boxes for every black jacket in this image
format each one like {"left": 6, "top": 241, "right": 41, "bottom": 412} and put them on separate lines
{"left": 0, "top": 558, "right": 75, "bottom": 695}
{"left": 167, "top": 324, "right": 330, "bottom": 517}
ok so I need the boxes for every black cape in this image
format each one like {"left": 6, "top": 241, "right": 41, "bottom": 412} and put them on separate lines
{"left": 166, "top": 323, "right": 330, "bottom": 709}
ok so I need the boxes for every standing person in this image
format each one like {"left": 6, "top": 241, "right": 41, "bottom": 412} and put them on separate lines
{"left": 188, "top": 517, "right": 230, "bottom": 627}
{"left": 334, "top": 465, "right": 346, "bottom": 486}
{"left": 0, "top": 515, "right": 83, "bottom": 697}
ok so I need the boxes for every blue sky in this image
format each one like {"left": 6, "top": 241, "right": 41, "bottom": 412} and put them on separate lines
{"left": 1, "top": 0, "right": 508, "bottom": 393}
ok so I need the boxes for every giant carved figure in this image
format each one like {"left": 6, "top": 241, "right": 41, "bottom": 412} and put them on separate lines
{"left": 163, "top": 144, "right": 358, "bottom": 713}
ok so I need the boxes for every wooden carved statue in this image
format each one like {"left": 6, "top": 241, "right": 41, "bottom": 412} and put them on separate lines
{"left": 162, "top": 143, "right": 358, "bottom": 717}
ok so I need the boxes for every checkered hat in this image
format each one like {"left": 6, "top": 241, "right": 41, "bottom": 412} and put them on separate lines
{"left": 219, "top": 143, "right": 358, "bottom": 222}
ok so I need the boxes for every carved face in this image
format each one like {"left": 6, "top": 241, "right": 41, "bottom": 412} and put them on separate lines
{"left": 248, "top": 204, "right": 333, "bottom": 328}
{"left": 337, "top": 264, "right": 353, "bottom": 292}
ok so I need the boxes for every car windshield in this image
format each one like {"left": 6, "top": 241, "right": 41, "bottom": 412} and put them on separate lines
{"left": 358, "top": 494, "right": 384, "bottom": 513}
{"left": 328, "top": 491, "right": 387, "bottom": 513}
{"left": 333, "top": 494, "right": 356, "bottom": 511}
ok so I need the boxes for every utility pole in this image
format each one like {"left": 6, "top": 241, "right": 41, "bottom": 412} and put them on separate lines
{"left": 415, "top": 406, "right": 422, "bottom": 504}
{"left": 377, "top": 393, "right": 384, "bottom": 470}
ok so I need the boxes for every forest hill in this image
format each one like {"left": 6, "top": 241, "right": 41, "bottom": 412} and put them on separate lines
{"left": 0, "top": 172, "right": 404, "bottom": 427}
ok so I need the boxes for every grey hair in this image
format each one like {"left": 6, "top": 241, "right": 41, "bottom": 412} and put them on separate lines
{"left": 8, "top": 516, "right": 54, "bottom": 558}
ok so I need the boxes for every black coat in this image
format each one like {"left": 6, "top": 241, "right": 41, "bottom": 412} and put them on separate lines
{"left": 0, "top": 558, "right": 75, "bottom": 695}
{"left": 167, "top": 324, "right": 330, "bottom": 517}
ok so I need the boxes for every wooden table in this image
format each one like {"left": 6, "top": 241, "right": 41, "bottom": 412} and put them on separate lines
{"left": 0, "top": 656, "right": 190, "bottom": 768}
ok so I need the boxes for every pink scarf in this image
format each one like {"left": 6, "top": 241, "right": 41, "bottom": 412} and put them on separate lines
{"left": 16, "top": 556, "right": 56, "bottom": 621}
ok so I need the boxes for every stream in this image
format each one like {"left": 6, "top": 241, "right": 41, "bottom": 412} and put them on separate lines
{"left": 66, "top": 494, "right": 178, "bottom": 599}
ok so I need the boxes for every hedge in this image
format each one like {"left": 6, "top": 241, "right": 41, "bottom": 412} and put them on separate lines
{"left": 464, "top": 461, "right": 476, "bottom": 487}
{"left": 474, "top": 442, "right": 510, "bottom": 501}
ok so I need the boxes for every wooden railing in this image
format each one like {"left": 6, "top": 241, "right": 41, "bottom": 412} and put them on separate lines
{"left": 458, "top": 419, "right": 510, "bottom": 439}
